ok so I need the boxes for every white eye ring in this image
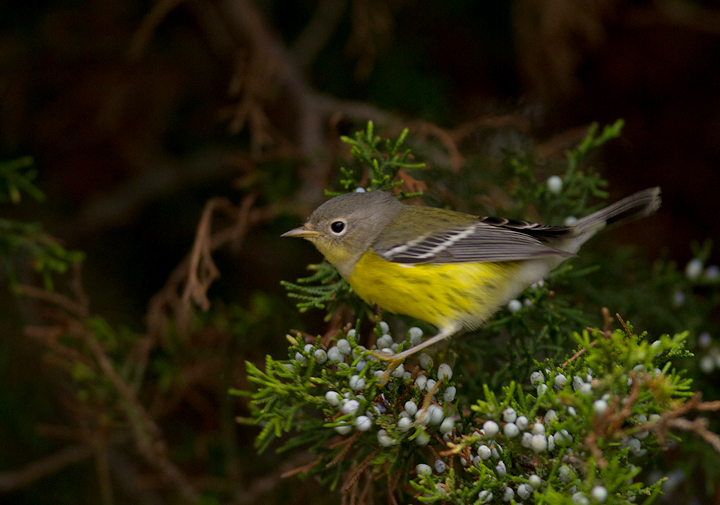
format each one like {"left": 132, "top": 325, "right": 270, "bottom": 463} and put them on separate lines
{"left": 330, "top": 220, "right": 347, "bottom": 235}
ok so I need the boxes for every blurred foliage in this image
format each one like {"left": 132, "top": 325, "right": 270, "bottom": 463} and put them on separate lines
{"left": 1, "top": 1, "right": 719, "bottom": 504}
{"left": 0, "top": 158, "right": 83, "bottom": 289}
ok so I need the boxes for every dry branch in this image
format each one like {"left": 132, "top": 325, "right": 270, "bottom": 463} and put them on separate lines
{"left": 146, "top": 195, "right": 276, "bottom": 345}
{"left": 0, "top": 445, "right": 93, "bottom": 492}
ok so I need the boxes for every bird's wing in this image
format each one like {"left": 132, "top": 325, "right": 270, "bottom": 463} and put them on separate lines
{"left": 374, "top": 213, "right": 575, "bottom": 264}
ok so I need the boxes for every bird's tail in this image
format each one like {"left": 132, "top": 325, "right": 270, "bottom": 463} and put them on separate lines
{"left": 569, "top": 187, "right": 661, "bottom": 251}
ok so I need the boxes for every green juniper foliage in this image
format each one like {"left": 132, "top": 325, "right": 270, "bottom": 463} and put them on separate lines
{"left": 332, "top": 121, "right": 426, "bottom": 197}
{"left": 244, "top": 122, "right": 720, "bottom": 504}
{"left": 240, "top": 313, "right": 694, "bottom": 504}
{"left": 0, "top": 157, "right": 83, "bottom": 290}
{"left": 507, "top": 120, "right": 620, "bottom": 223}
{"left": 280, "top": 261, "right": 348, "bottom": 314}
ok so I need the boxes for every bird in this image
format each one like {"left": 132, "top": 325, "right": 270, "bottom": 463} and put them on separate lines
{"left": 282, "top": 187, "right": 661, "bottom": 362}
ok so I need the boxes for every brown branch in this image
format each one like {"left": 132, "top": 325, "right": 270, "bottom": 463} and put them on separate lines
{"left": 0, "top": 444, "right": 93, "bottom": 492}
{"left": 178, "top": 197, "right": 237, "bottom": 332}
{"left": 625, "top": 0, "right": 720, "bottom": 35}
{"left": 395, "top": 169, "right": 428, "bottom": 196}
{"left": 588, "top": 387, "right": 720, "bottom": 468}
{"left": 562, "top": 308, "right": 613, "bottom": 367}
{"left": 66, "top": 148, "right": 246, "bottom": 239}
{"left": 666, "top": 418, "right": 720, "bottom": 453}
{"left": 405, "top": 120, "right": 465, "bottom": 173}
{"left": 319, "top": 309, "right": 346, "bottom": 348}
{"left": 327, "top": 432, "right": 362, "bottom": 468}
{"left": 387, "top": 469, "right": 401, "bottom": 505}
{"left": 69, "top": 262, "right": 91, "bottom": 317}
{"left": 146, "top": 197, "right": 276, "bottom": 350}
{"left": 402, "top": 115, "right": 533, "bottom": 175}
{"left": 228, "top": 452, "right": 315, "bottom": 504}
{"left": 697, "top": 400, "right": 720, "bottom": 412}
{"left": 280, "top": 460, "right": 319, "bottom": 479}
{"left": 225, "top": 48, "right": 278, "bottom": 154}
{"left": 82, "top": 332, "right": 199, "bottom": 502}
{"left": 584, "top": 374, "right": 643, "bottom": 468}
{"left": 16, "top": 284, "right": 87, "bottom": 318}
{"left": 220, "top": 0, "right": 321, "bottom": 163}
{"left": 341, "top": 452, "right": 377, "bottom": 496}
{"left": 616, "top": 313, "right": 632, "bottom": 337}
{"left": 291, "top": 0, "right": 349, "bottom": 70}
{"left": 128, "top": 0, "right": 186, "bottom": 60}
{"left": 23, "top": 280, "right": 198, "bottom": 503}
{"left": 133, "top": 0, "right": 536, "bottom": 216}
{"left": 24, "top": 324, "right": 96, "bottom": 370}
{"left": 217, "top": 0, "right": 403, "bottom": 205}
{"left": 562, "top": 342, "right": 595, "bottom": 368}
{"left": 450, "top": 114, "right": 532, "bottom": 143}
{"left": 93, "top": 434, "right": 113, "bottom": 505}
{"left": 129, "top": 0, "right": 396, "bottom": 210}
{"left": 645, "top": 393, "right": 720, "bottom": 454}
{"left": 359, "top": 469, "right": 374, "bottom": 505}
{"left": 314, "top": 94, "right": 394, "bottom": 125}
{"left": 535, "top": 125, "right": 593, "bottom": 161}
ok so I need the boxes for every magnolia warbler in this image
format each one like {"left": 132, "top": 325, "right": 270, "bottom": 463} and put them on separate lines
{"left": 283, "top": 187, "right": 661, "bottom": 361}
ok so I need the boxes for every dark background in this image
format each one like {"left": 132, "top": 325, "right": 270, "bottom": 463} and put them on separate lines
{"left": 1, "top": 0, "right": 719, "bottom": 503}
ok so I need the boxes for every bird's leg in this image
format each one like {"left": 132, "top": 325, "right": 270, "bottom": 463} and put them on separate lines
{"left": 372, "top": 325, "right": 459, "bottom": 385}
{"left": 374, "top": 325, "right": 460, "bottom": 361}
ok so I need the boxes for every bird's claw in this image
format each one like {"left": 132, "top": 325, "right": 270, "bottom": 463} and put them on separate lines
{"left": 372, "top": 355, "right": 403, "bottom": 386}
{"left": 371, "top": 349, "right": 396, "bottom": 361}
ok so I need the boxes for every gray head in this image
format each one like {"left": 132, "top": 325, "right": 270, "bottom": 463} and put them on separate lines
{"left": 282, "top": 191, "right": 403, "bottom": 277}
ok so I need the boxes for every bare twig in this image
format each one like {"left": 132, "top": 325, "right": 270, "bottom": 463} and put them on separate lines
{"left": 646, "top": 393, "right": 720, "bottom": 453}
{"left": 0, "top": 444, "right": 93, "bottom": 492}
{"left": 217, "top": 0, "right": 401, "bottom": 205}
{"left": 666, "top": 417, "right": 720, "bottom": 453}
{"left": 66, "top": 148, "right": 253, "bottom": 239}
{"left": 347, "top": 0, "right": 395, "bottom": 80}
{"left": 178, "top": 197, "right": 238, "bottom": 331}
{"left": 146, "top": 197, "right": 276, "bottom": 348}
{"left": 563, "top": 309, "right": 612, "bottom": 367}
{"left": 82, "top": 333, "right": 199, "bottom": 502}
{"left": 327, "top": 432, "right": 362, "bottom": 468}
{"left": 601, "top": 307, "right": 613, "bottom": 337}
{"left": 291, "top": 0, "right": 349, "bottom": 69}
{"left": 406, "top": 120, "right": 465, "bottom": 173}
{"left": 450, "top": 114, "right": 532, "bottom": 143}
{"left": 562, "top": 342, "right": 595, "bottom": 368}
{"left": 128, "top": 0, "right": 186, "bottom": 60}
{"left": 605, "top": 375, "right": 642, "bottom": 433}
{"left": 401, "top": 115, "right": 532, "bottom": 176}
{"left": 535, "top": 125, "right": 594, "bottom": 161}
{"left": 387, "top": 472, "right": 400, "bottom": 505}
{"left": 16, "top": 284, "right": 87, "bottom": 318}
{"left": 280, "top": 460, "right": 319, "bottom": 479}
{"left": 585, "top": 375, "right": 642, "bottom": 468}
{"left": 625, "top": 0, "right": 720, "bottom": 35}
{"left": 93, "top": 434, "right": 114, "bottom": 505}
{"left": 697, "top": 400, "right": 720, "bottom": 412}
{"left": 24, "top": 324, "right": 95, "bottom": 369}
{"left": 616, "top": 313, "right": 632, "bottom": 337}
{"left": 19, "top": 234, "right": 223, "bottom": 501}
{"left": 341, "top": 452, "right": 377, "bottom": 496}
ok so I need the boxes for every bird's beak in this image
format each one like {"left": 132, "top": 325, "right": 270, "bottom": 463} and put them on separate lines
{"left": 281, "top": 226, "right": 322, "bottom": 238}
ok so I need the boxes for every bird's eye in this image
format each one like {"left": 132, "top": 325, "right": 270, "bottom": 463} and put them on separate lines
{"left": 330, "top": 221, "right": 345, "bottom": 234}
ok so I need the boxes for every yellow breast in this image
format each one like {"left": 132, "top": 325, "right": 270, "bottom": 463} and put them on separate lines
{"left": 347, "top": 251, "right": 521, "bottom": 331}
